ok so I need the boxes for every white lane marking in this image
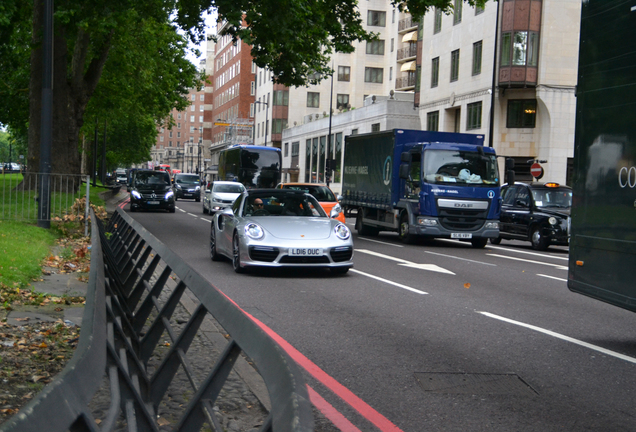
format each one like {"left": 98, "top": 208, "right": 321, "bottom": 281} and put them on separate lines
{"left": 478, "top": 311, "right": 636, "bottom": 365}
{"left": 356, "top": 237, "right": 404, "bottom": 247}
{"left": 487, "top": 253, "right": 568, "bottom": 270}
{"left": 537, "top": 274, "right": 567, "bottom": 282}
{"left": 424, "top": 250, "right": 497, "bottom": 266}
{"left": 356, "top": 249, "right": 455, "bottom": 275}
{"left": 486, "top": 244, "right": 568, "bottom": 261}
{"left": 200, "top": 218, "right": 210, "bottom": 222}
{"left": 350, "top": 269, "right": 428, "bottom": 295}
{"left": 188, "top": 213, "right": 199, "bottom": 218}
{"left": 178, "top": 208, "right": 186, "bottom": 213}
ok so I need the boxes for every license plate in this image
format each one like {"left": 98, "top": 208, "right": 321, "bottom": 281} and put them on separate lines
{"left": 289, "top": 247, "right": 323, "bottom": 256}
{"left": 147, "top": 201, "right": 160, "bottom": 205}
{"left": 184, "top": 193, "right": 192, "bottom": 196}
{"left": 451, "top": 233, "right": 472, "bottom": 239}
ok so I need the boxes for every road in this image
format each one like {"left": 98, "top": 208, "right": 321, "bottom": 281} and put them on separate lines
{"left": 123, "top": 198, "right": 636, "bottom": 432}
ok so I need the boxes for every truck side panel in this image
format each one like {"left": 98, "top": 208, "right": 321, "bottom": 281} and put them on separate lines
{"left": 343, "top": 132, "right": 395, "bottom": 210}
{"left": 568, "top": 0, "right": 636, "bottom": 311}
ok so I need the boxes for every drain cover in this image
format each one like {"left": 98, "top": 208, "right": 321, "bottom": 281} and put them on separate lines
{"left": 414, "top": 372, "right": 537, "bottom": 396}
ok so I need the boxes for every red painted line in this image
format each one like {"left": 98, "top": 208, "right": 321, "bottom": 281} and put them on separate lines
{"left": 307, "top": 385, "right": 362, "bottom": 432}
{"left": 220, "top": 292, "right": 404, "bottom": 432}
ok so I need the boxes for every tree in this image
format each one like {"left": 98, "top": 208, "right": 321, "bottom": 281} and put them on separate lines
{"left": 0, "top": 0, "right": 486, "bottom": 180}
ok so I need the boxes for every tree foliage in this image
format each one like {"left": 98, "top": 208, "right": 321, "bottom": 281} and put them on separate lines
{"left": 0, "top": 0, "right": 487, "bottom": 177}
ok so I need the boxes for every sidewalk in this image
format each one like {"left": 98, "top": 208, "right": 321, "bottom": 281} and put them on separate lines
{"left": 5, "top": 188, "right": 129, "bottom": 327}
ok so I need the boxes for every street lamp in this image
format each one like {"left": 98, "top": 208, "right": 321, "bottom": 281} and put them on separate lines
{"left": 254, "top": 99, "right": 269, "bottom": 145}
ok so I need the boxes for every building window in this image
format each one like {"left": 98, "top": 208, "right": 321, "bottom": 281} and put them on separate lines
{"left": 365, "top": 67, "right": 383, "bottom": 83}
{"left": 190, "top": 105, "right": 195, "bottom": 112}
{"left": 169, "top": 131, "right": 173, "bottom": 138}
{"left": 190, "top": 116, "right": 195, "bottom": 122}
{"left": 391, "top": 38, "right": 394, "bottom": 52}
{"left": 472, "top": 41, "right": 482, "bottom": 75}
{"left": 273, "top": 90, "right": 289, "bottom": 106}
{"left": 431, "top": 57, "right": 439, "bottom": 88}
{"left": 351, "top": 129, "right": 358, "bottom": 135}
{"left": 200, "top": 94, "right": 204, "bottom": 101}
{"left": 338, "top": 66, "right": 351, "bottom": 82}
{"left": 169, "top": 141, "right": 173, "bottom": 147}
{"left": 199, "top": 116, "right": 203, "bottom": 122}
{"left": 250, "top": 81, "right": 255, "bottom": 95}
{"left": 307, "top": 92, "right": 320, "bottom": 108}
{"left": 507, "top": 100, "right": 537, "bottom": 128}
{"left": 292, "top": 141, "right": 299, "bottom": 157}
{"left": 453, "top": 0, "right": 462, "bottom": 25}
{"left": 160, "top": 136, "right": 164, "bottom": 142}
{"left": 284, "top": 142, "right": 289, "bottom": 157}
{"left": 367, "top": 10, "right": 386, "bottom": 27}
{"left": 434, "top": 8, "right": 442, "bottom": 34}
{"left": 371, "top": 123, "right": 380, "bottom": 132}
{"left": 177, "top": 132, "right": 181, "bottom": 138}
{"left": 466, "top": 102, "right": 482, "bottom": 130}
{"left": 366, "top": 40, "right": 385, "bottom": 55}
{"left": 272, "top": 119, "right": 287, "bottom": 134}
{"left": 191, "top": 95, "right": 196, "bottom": 101}
{"left": 427, "top": 111, "right": 439, "bottom": 131}
{"left": 250, "top": 103, "right": 255, "bottom": 117}
{"left": 337, "top": 94, "right": 350, "bottom": 110}
{"left": 450, "top": 49, "right": 460, "bottom": 82}
{"left": 501, "top": 31, "right": 539, "bottom": 67}
{"left": 389, "top": 67, "right": 393, "bottom": 81}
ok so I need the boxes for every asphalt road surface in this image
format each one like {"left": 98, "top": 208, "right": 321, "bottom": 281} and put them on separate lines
{"left": 123, "top": 198, "right": 636, "bottom": 432}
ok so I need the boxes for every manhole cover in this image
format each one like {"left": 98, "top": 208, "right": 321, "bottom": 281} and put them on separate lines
{"left": 414, "top": 372, "right": 537, "bottom": 396}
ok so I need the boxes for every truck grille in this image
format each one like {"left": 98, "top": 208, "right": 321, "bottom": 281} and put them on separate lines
{"left": 437, "top": 208, "right": 488, "bottom": 231}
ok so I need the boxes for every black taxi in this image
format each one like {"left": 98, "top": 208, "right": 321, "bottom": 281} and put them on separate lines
{"left": 492, "top": 182, "right": 572, "bottom": 250}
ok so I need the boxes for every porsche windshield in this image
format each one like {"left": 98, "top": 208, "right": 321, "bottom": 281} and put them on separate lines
{"left": 423, "top": 149, "right": 499, "bottom": 185}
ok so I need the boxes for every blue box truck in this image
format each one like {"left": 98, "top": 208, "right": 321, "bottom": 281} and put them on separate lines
{"left": 342, "top": 129, "right": 501, "bottom": 247}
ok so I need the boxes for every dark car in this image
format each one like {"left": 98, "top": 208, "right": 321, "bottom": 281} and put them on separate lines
{"left": 493, "top": 182, "right": 572, "bottom": 250}
{"left": 129, "top": 170, "right": 175, "bottom": 213}
{"left": 172, "top": 173, "right": 201, "bottom": 201}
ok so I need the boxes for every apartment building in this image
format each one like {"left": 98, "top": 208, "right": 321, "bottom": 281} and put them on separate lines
{"left": 418, "top": 0, "right": 581, "bottom": 183}
{"left": 151, "top": 86, "right": 206, "bottom": 174}
{"left": 253, "top": 0, "right": 405, "bottom": 152}
{"left": 206, "top": 20, "right": 257, "bottom": 181}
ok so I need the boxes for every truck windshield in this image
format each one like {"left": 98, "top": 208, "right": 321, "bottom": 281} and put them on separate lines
{"left": 423, "top": 150, "right": 499, "bottom": 185}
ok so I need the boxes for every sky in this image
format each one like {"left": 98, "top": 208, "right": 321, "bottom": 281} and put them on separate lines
{"left": 186, "top": 10, "right": 218, "bottom": 67}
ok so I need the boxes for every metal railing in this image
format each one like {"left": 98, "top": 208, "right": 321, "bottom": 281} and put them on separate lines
{"left": 0, "top": 208, "right": 314, "bottom": 432}
{"left": 0, "top": 172, "right": 90, "bottom": 224}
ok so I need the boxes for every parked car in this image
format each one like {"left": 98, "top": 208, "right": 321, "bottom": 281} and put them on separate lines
{"left": 493, "top": 182, "right": 572, "bottom": 250}
{"left": 129, "top": 169, "right": 175, "bottom": 213}
{"left": 172, "top": 173, "right": 201, "bottom": 201}
{"left": 209, "top": 188, "right": 353, "bottom": 274}
{"left": 203, "top": 181, "right": 245, "bottom": 214}
{"left": 275, "top": 182, "right": 346, "bottom": 223}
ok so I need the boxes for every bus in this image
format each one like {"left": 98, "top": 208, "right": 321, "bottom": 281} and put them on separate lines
{"left": 218, "top": 145, "right": 282, "bottom": 188}
{"left": 154, "top": 164, "right": 172, "bottom": 175}
{"left": 567, "top": 0, "right": 636, "bottom": 311}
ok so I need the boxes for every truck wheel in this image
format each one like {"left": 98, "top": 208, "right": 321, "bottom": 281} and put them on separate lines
{"left": 355, "top": 211, "right": 377, "bottom": 236}
{"left": 471, "top": 238, "right": 488, "bottom": 248}
{"left": 530, "top": 226, "right": 549, "bottom": 251}
{"left": 399, "top": 214, "right": 416, "bottom": 244}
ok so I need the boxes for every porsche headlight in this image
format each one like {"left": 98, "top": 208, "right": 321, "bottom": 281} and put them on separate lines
{"left": 548, "top": 217, "right": 557, "bottom": 225}
{"left": 334, "top": 223, "right": 351, "bottom": 240}
{"left": 165, "top": 190, "right": 174, "bottom": 199}
{"left": 131, "top": 190, "right": 141, "bottom": 199}
{"left": 245, "top": 223, "right": 264, "bottom": 239}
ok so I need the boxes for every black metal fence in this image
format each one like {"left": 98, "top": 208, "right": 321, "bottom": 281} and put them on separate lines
{"left": 0, "top": 208, "right": 314, "bottom": 432}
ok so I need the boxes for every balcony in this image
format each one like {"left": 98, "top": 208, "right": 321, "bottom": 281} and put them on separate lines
{"left": 397, "top": 44, "right": 418, "bottom": 61}
{"left": 398, "top": 16, "right": 418, "bottom": 32}
{"left": 396, "top": 75, "right": 416, "bottom": 90}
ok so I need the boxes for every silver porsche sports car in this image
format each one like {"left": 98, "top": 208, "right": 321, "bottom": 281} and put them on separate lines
{"left": 209, "top": 189, "right": 353, "bottom": 274}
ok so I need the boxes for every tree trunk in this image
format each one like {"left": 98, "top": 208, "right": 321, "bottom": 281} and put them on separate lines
{"left": 27, "top": 1, "right": 110, "bottom": 191}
